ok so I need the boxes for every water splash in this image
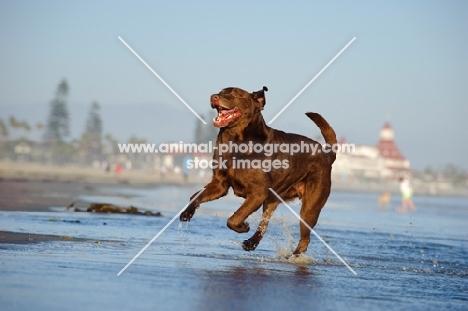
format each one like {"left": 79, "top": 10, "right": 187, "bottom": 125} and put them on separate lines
{"left": 177, "top": 221, "right": 194, "bottom": 251}
{"left": 268, "top": 219, "right": 315, "bottom": 265}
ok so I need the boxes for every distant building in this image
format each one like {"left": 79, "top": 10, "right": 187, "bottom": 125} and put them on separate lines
{"left": 375, "top": 123, "right": 410, "bottom": 177}
{"left": 333, "top": 122, "right": 410, "bottom": 180}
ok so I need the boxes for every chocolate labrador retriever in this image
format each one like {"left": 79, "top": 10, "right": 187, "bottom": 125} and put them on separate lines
{"left": 180, "top": 86, "right": 337, "bottom": 255}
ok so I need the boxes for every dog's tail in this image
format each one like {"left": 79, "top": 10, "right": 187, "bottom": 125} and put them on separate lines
{"left": 305, "top": 112, "right": 337, "bottom": 145}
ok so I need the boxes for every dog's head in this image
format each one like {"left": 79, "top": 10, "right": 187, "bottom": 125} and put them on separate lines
{"left": 211, "top": 86, "right": 268, "bottom": 128}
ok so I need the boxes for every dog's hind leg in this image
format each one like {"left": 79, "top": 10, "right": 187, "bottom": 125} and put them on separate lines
{"left": 227, "top": 193, "right": 268, "bottom": 234}
{"left": 242, "top": 198, "right": 280, "bottom": 251}
{"left": 293, "top": 176, "right": 331, "bottom": 255}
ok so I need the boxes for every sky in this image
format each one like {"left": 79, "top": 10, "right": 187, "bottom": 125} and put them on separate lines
{"left": 0, "top": 0, "right": 467, "bottom": 170}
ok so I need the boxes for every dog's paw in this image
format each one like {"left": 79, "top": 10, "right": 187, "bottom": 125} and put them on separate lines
{"left": 242, "top": 239, "right": 258, "bottom": 251}
{"left": 292, "top": 249, "right": 305, "bottom": 256}
{"left": 179, "top": 208, "right": 195, "bottom": 221}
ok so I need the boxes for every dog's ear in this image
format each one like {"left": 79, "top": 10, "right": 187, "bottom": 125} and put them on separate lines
{"left": 250, "top": 86, "right": 268, "bottom": 110}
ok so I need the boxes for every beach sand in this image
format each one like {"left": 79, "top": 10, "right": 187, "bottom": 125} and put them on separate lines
{"left": 0, "top": 179, "right": 123, "bottom": 212}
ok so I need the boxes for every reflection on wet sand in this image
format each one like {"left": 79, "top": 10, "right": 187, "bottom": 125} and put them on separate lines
{"left": 198, "top": 265, "right": 320, "bottom": 310}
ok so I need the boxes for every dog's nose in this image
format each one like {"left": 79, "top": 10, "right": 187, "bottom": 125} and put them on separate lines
{"left": 211, "top": 94, "right": 219, "bottom": 108}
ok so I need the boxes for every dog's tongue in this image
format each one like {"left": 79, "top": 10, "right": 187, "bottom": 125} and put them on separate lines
{"left": 213, "top": 107, "right": 241, "bottom": 127}
{"left": 220, "top": 109, "right": 232, "bottom": 116}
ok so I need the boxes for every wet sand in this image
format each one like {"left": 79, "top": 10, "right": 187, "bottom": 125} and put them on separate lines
{"left": 0, "top": 230, "right": 90, "bottom": 244}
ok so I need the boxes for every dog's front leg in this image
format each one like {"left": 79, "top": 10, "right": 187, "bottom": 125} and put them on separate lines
{"left": 227, "top": 194, "right": 267, "bottom": 234}
{"left": 180, "top": 175, "right": 229, "bottom": 221}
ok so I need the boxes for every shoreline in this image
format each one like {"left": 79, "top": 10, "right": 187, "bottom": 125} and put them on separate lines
{"left": 0, "top": 160, "right": 189, "bottom": 185}
{"left": 0, "top": 161, "right": 466, "bottom": 214}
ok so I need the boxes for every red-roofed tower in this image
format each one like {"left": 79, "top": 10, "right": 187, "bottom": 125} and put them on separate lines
{"left": 376, "top": 122, "right": 410, "bottom": 177}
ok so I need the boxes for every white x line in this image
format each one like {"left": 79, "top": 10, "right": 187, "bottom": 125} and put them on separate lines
{"left": 118, "top": 36, "right": 207, "bottom": 124}
{"left": 268, "top": 37, "right": 356, "bottom": 124}
{"left": 117, "top": 188, "right": 205, "bottom": 276}
{"left": 268, "top": 188, "right": 357, "bottom": 275}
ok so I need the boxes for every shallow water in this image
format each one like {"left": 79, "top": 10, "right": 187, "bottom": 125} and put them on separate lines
{"left": 1, "top": 185, "right": 467, "bottom": 310}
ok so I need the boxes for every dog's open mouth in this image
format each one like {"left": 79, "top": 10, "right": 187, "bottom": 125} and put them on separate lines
{"left": 213, "top": 106, "right": 242, "bottom": 128}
